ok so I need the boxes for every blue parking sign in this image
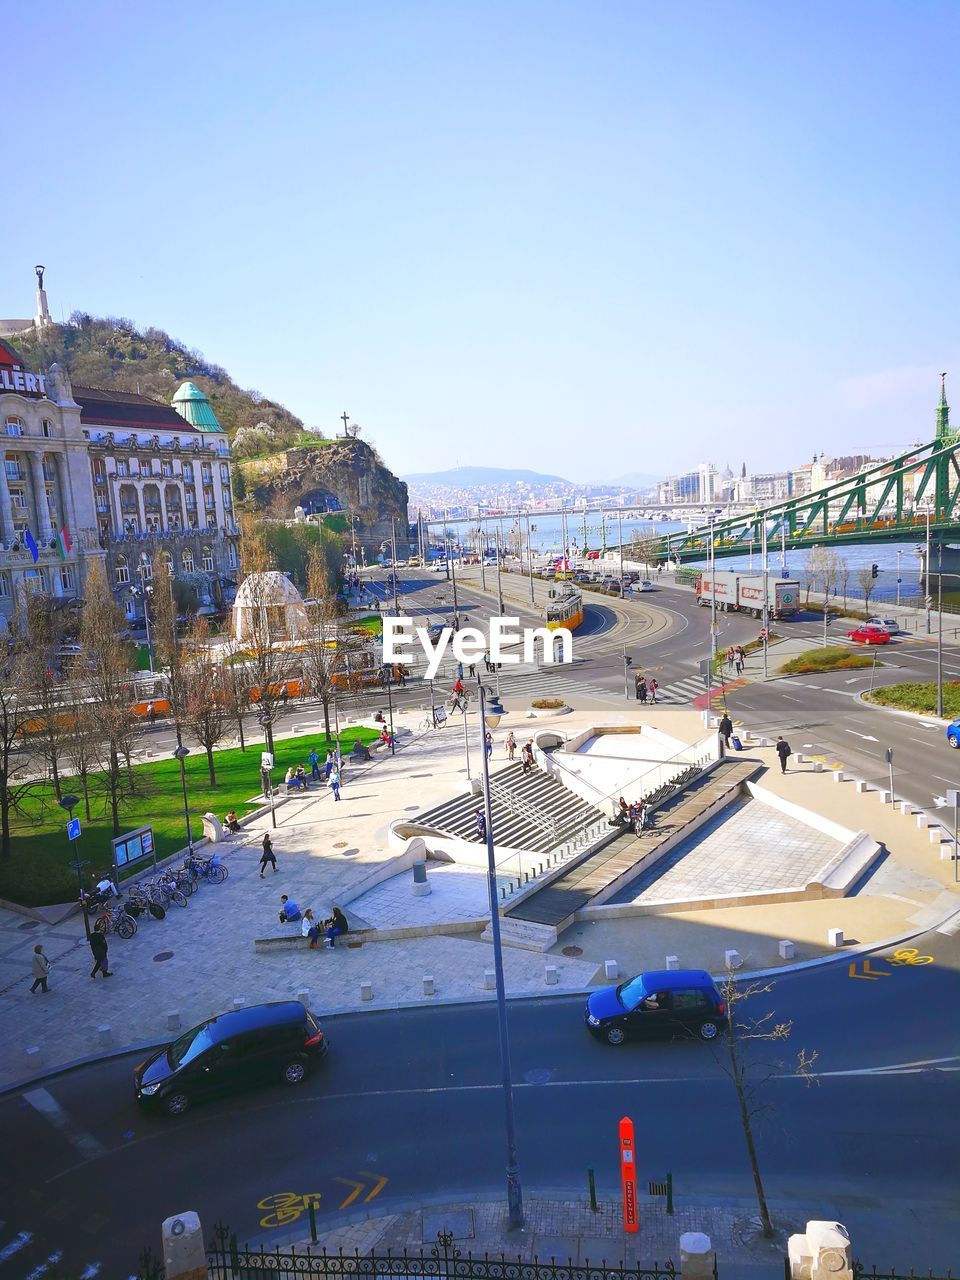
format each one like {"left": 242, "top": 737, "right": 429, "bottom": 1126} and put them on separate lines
{"left": 67, "top": 818, "right": 81, "bottom": 840}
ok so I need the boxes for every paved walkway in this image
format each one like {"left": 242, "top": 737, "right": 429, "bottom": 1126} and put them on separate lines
{"left": 2, "top": 706, "right": 959, "bottom": 1093}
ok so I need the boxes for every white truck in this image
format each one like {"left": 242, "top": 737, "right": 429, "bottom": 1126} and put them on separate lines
{"left": 696, "top": 571, "right": 799, "bottom": 619}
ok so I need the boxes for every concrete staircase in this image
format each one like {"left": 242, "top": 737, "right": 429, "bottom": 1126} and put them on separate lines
{"left": 415, "top": 762, "right": 602, "bottom": 855}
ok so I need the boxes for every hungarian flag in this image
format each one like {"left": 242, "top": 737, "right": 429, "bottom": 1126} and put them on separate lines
{"left": 56, "top": 526, "right": 71, "bottom": 561}
{"left": 24, "top": 529, "right": 39, "bottom": 564}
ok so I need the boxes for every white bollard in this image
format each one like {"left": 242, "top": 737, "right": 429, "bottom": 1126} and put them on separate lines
{"left": 544, "top": 964, "right": 559, "bottom": 986}
{"left": 854, "top": 779, "right": 867, "bottom": 793}
{"left": 827, "top": 928, "right": 844, "bottom": 948}
{"left": 484, "top": 968, "right": 496, "bottom": 990}
{"left": 778, "top": 940, "right": 795, "bottom": 960}
{"left": 296, "top": 988, "right": 310, "bottom": 1007}
{"left": 877, "top": 789, "right": 889, "bottom": 804}
{"left": 679, "top": 1230, "right": 715, "bottom": 1279}
{"left": 166, "top": 1010, "right": 181, "bottom": 1032}
{"left": 793, "top": 753, "right": 805, "bottom": 765}
{"left": 604, "top": 959, "right": 618, "bottom": 980}
{"left": 832, "top": 770, "right": 844, "bottom": 783}
{"left": 98, "top": 1024, "right": 111, "bottom": 1048}
{"left": 665, "top": 954, "right": 680, "bottom": 970}
{"left": 929, "top": 826, "right": 943, "bottom": 844}
{"left": 940, "top": 845, "right": 958, "bottom": 863}
{"left": 233, "top": 997, "right": 246, "bottom": 1011}
{"left": 724, "top": 949, "right": 741, "bottom": 970}
{"left": 898, "top": 800, "right": 912, "bottom": 815}
{"left": 916, "top": 813, "right": 928, "bottom": 830}
{"left": 24, "top": 1045, "right": 42, "bottom": 1068}
{"left": 162, "top": 1212, "right": 207, "bottom": 1280}
{"left": 359, "top": 981, "right": 373, "bottom": 1002}
{"left": 422, "top": 975, "right": 435, "bottom": 997}
{"left": 813, "top": 760, "right": 823, "bottom": 773}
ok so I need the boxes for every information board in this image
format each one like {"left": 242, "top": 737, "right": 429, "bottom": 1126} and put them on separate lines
{"left": 112, "top": 825, "right": 156, "bottom": 874}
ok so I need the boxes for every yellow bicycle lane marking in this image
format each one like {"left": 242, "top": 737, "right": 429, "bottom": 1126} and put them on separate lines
{"left": 848, "top": 947, "right": 935, "bottom": 981}
{"left": 257, "top": 1192, "right": 323, "bottom": 1229}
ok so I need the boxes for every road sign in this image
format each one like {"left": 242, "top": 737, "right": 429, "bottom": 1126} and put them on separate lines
{"left": 66, "top": 818, "right": 81, "bottom": 841}
{"left": 261, "top": 751, "right": 274, "bottom": 770}
{"left": 619, "top": 1116, "right": 638, "bottom": 1233}
{"left": 897, "top": 577, "right": 902, "bottom": 584}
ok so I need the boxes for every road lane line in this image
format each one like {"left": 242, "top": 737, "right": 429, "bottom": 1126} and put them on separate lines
{"left": 23, "top": 1087, "right": 106, "bottom": 1160}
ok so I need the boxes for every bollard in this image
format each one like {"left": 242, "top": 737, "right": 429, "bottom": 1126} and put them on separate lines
{"left": 930, "top": 826, "right": 944, "bottom": 844}
{"left": 412, "top": 859, "right": 431, "bottom": 897}
{"left": 422, "top": 975, "right": 435, "bottom": 997}
{"left": 679, "top": 1231, "right": 715, "bottom": 1279}
{"left": 544, "top": 964, "right": 558, "bottom": 986}
{"left": 827, "top": 928, "right": 844, "bottom": 948}
{"left": 916, "top": 813, "right": 928, "bottom": 830}
{"left": 233, "top": 996, "right": 245, "bottom": 1010}
{"left": 778, "top": 940, "right": 795, "bottom": 960}
{"left": 24, "top": 1045, "right": 42, "bottom": 1068}
{"left": 724, "top": 949, "right": 741, "bottom": 970}
{"left": 813, "top": 760, "right": 823, "bottom": 773}
{"left": 588, "top": 1166, "right": 598, "bottom": 1212}
{"left": 360, "top": 981, "right": 373, "bottom": 1002}
{"left": 484, "top": 968, "right": 496, "bottom": 990}
{"left": 832, "top": 770, "right": 844, "bottom": 783}
{"left": 167, "top": 1010, "right": 181, "bottom": 1032}
{"left": 98, "top": 1024, "right": 111, "bottom": 1048}
{"left": 665, "top": 954, "right": 679, "bottom": 970}
{"left": 854, "top": 779, "right": 867, "bottom": 793}
{"left": 877, "top": 789, "right": 890, "bottom": 804}
{"left": 898, "top": 800, "right": 912, "bottom": 816}
{"left": 307, "top": 1197, "right": 319, "bottom": 1244}
{"left": 604, "top": 959, "right": 618, "bottom": 980}
{"left": 296, "top": 988, "right": 310, "bottom": 1007}
{"left": 793, "top": 753, "right": 805, "bottom": 765}
{"left": 162, "top": 1212, "right": 207, "bottom": 1280}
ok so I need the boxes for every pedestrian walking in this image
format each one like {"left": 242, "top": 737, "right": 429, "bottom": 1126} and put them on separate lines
{"left": 718, "top": 713, "right": 733, "bottom": 751}
{"left": 726, "top": 648, "right": 735, "bottom": 672}
{"left": 649, "top": 678, "right": 658, "bottom": 703}
{"left": 483, "top": 651, "right": 492, "bottom": 673}
{"left": 468, "top": 662, "right": 476, "bottom": 678}
{"left": 485, "top": 730, "right": 493, "bottom": 760}
{"left": 475, "top": 808, "right": 487, "bottom": 842}
{"left": 30, "top": 944, "right": 50, "bottom": 993}
{"left": 324, "top": 750, "right": 333, "bottom": 781}
{"left": 330, "top": 768, "right": 342, "bottom": 801}
{"left": 775, "top": 736, "right": 791, "bottom": 774}
{"left": 308, "top": 748, "right": 322, "bottom": 782}
{"left": 521, "top": 739, "right": 535, "bottom": 774}
{"left": 89, "top": 923, "right": 112, "bottom": 979}
{"left": 505, "top": 730, "right": 517, "bottom": 761}
{"left": 634, "top": 672, "right": 643, "bottom": 701}
{"left": 638, "top": 678, "right": 648, "bottom": 704}
{"left": 146, "top": 701, "right": 156, "bottom": 726}
{"left": 260, "top": 833, "right": 277, "bottom": 876}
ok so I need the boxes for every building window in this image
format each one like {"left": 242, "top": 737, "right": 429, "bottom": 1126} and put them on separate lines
{"left": 140, "top": 458, "right": 153, "bottom": 476}
{"left": 8, "top": 486, "right": 27, "bottom": 514}
{"left": 92, "top": 459, "right": 106, "bottom": 483}
{"left": 42, "top": 420, "right": 52, "bottom": 439}
{"left": 24, "top": 568, "right": 48, "bottom": 594}
{"left": 227, "top": 542, "right": 238, "bottom": 569}
{"left": 140, "top": 558, "right": 153, "bottom": 581}
{"left": 223, "top": 489, "right": 232, "bottom": 510}
{"left": 161, "top": 460, "right": 173, "bottom": 478}
{"left": 4, "top": 456, "right": 23, "bottom": 481}
{"left": 0, "top": 571, "right": 8, "bottom": 597}
{"left": 122, "top": 517, "right": 140, "bottom": 535}
{"left": 185, "top": 489, "right": 197, "bottom": 510}
{"left": 220, "top": 464, "right": 230, "bottom": 486}
{"left": 201, "top": 463, "right": 212, "bottom": 484}
{"left": 115, "top": 559, "right": 130, "bottom": 585}
{"left": 145, "top": 514, "right": 161, "bottom": 533}
{"left": 5, "top": 418, "right": 23, "bottom": 437}
{"left": 42, "top": 458, "right": 56, "bottom": 483}
{"left": 182, "top": 550, "right": 194, "bottom": 573}
{"left": 117, "top": 459, "right": 130, "bottom": 477}
{"left": 181, "top": 462, "right": 193, "bottom": 482}
{"left": 161, "top": 551, "right": 174, "bottom": 573}
{"left": 202, "top": 548, "right": 214, "bottom": 572}
{"left": 46, "top": 487, "right": 58, "bottom": 520}
{"left": 59, "top": 566, "right": 75, "bottom": 592}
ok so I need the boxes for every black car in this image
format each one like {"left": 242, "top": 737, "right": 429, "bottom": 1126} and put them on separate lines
{"left": 135, "top": 1001, "right": 328, "bottom": 1116}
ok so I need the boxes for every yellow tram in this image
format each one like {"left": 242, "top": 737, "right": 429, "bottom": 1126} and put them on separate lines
{"left": 545, "top": 585, "right": 584, "bottom": 632}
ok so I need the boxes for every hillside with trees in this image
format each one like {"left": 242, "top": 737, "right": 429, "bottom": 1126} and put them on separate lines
{"left": 11, "top": 313, "right": 304, "bottom": 447}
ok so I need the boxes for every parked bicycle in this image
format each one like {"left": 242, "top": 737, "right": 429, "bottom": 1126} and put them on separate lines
{"left": 95, "top": 902, "right": 137, "bottom": 939}
{"left": 183, "top": 852, "right": 228, "bottom": 883}
{"left": 125, "top": 885, "right": 166, "bottom": 920}
{"left": 142, "top": 872, "right": 188, "bottom": 909}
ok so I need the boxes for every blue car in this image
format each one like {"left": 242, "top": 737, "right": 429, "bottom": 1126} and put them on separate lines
{"left": 584, "top": 969, "right": 727, "bottom": 1046}
{"left": 948, "top": 720, "right": 960, "bottom": 749}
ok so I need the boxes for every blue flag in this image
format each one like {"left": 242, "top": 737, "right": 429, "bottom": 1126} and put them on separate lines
{"left": 24, "top": 529, "right": 39, "bottom": 563}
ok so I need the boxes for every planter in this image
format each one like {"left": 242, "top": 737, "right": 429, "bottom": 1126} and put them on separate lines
{"left": 526, "top": 703, "right": 572, "bottom": 718}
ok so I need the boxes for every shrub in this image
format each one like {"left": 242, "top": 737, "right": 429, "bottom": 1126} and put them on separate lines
{"left": 779, "top": 647, "right": 874, "bottom": 674}
{"left": 531, "top": 697, "right": 566, "bottom": 709}
{"left": 865, "top": 682, "right": 960, "bottom": 718}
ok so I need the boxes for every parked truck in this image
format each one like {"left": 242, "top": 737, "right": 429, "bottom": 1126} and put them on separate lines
{"left": 695, "top": 571, "right": 799, "bottom": 619}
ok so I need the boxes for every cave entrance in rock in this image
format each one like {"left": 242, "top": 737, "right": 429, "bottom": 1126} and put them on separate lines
{"left": 299, "top": 488, "right": 342, "bottom": 514}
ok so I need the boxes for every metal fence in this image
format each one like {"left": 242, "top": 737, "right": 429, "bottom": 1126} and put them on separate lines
{"left": 194, "top": 1228, "right": 693, "bottom": 1280}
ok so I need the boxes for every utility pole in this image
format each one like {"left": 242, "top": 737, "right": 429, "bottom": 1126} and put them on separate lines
{"left": 495, "top": 528, "right": 505, "bottom": 616}
{"left": 617, "top": 512, "right": 625, "bottom": 598}
{"left": 479, "top": 507, "right": 487, "bottom": 591}
{"left": 391, "top": 518, "right": 400, "bottom": 612}
{"left": 709, "top": 515, "right": 718, "bottom": 658}
{"left": 937, "top": 545, "right": 944, "bottom": 718}
{"left": 761, "top": 516, "right": 769, "bottom": 679}
{"left": 926, "top": 510, "right": 932, "bottom": 634}
{"left": 526, "top": 516, "right": 535, "bottom": 605}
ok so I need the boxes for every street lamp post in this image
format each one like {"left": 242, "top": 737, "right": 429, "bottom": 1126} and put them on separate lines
{"left": 59, "top": 793, "right": 90, "bottom": 940}
{"left": 383, "top": 663, "right": 396, "bottom": 754}
{"left": 479, "top": 507, "right": 487, "bottom": 592}
{"left": 527, "top": 519, "right": 536, "bottom": 605}
{"left": 259, "top": 713, "right": 277, "bottom": 829}
{"left": 926, "top": 509, "right": 932, "bottom": 634}
{"left": 617, "top": 512, "right": 625, "bottom": 598}
{"left": 896, "top": 549, "right": 902, "bottom": 609}
{"left": 937, "top": 545, "right": 944, "bottom": 718}
{"left": 173, "top": 746, "right": 194, "bottom": 854}
{"left": 476, "top": 682, "right": 523, "bottom": 1229}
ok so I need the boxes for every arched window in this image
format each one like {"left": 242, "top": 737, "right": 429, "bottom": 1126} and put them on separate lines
{"left": 4, "top": 417, "right": 23, "bottom": 437}
{"left": 161, "top": 551, "right": 174, "bottom": 573}
{"left": 182, "top": 549, "right": 194, "bottom": 573}
{"left": 201, "top": 546, "right": 214, "bottom": 573}
{"left": 0, "top": 571, "right": 9, "bottom": 598}
{"left": 115, "top": 556, "right": 130, "bottom": 586}
{"left": 42, "top": 419, "right": 53, "bottom": 439}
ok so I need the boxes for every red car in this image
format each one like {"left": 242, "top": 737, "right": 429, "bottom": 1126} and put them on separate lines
{"left": 846, "top": 625, "right": 891, "bottom": 645}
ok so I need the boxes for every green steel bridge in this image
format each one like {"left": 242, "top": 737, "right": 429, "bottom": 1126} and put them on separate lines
{"left": 660, "top": 380, "right": 960, "bottom": 565}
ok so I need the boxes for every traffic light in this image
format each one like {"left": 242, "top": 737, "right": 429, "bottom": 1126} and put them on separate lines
{"left": 871, "top": 563, "right": 879, "bottom": 579}
{"left": 625, "top": 655, "right": 633, "bottom": 667}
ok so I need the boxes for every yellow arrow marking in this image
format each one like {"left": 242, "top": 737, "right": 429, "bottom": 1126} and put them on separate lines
{"left": 333, "top": 1177, "right": 365, "bottom": 1209}
{"left": 362, "top": 1172, "right": 388, "bottom": 1202}
{"left": 848, "top": 960, "right": 891, "bottom": 980}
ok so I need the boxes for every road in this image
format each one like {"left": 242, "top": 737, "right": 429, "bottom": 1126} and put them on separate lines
{"left": 3, "top": 923, "right": 959, "bottom": 1277}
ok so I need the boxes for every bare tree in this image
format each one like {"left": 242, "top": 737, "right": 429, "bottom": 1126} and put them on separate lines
{"left": 712, "top": 977, "right": 818, "bottom": 1238}
{"left": 856, "top": 564, "right": 876, "bottom": 613}
{"left": 221, "top": 638, "right": 250, "bottom": 752}
{"left": 0, "top": 639, "right": 36, "bottom": 861}
{"left": 150, "top": 551, "right": 187, "bottom": 746}
{"left": 183, "top": 617, "right": 229, "bottom": 785}
{"left": 19, "top": 595, "right": 69, "bottom": 801}
{"left": 802, "top": 547, "right": 832, "bottom": 606}
{"left": 628, "top": 534, "right": 663, "bottom": 571}
{"left": 77, "top": 560, "right": 138, "bottom": 837}
{"left": 237, "top": 514, "right": 295, "bottom": 751}
{"left": 303, "top": 545, "right": 343, "bottom": 742}
{"left": 62, "top": 696, "right": 99, "bottom": 822}
{"left": 837, "top": 554, "right": 850, "bottom": 609}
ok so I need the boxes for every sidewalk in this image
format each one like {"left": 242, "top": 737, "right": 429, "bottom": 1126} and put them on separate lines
{"left": 2, "top": 704, "right": 958, "bottom": 1093}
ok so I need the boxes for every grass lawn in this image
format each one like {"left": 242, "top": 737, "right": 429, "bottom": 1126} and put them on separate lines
{"left": 0, "top": 726, "right": 381, "bottom": 908}
{"left": 779, "top": 646, "right": 875, "bottom": 674}
{"left": 865, "top": 681, "right": 960, "bottom": 718}
{"left": 350, "top": 614, "right": 382, "bottom": 637}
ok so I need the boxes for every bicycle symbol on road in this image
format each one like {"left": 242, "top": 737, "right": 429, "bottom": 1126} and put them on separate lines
{"left": 257, "top": 1192, "right": 322, "bottom": 1228}
{"left": 888, "top": 947, "right": 934, "bottom": 966}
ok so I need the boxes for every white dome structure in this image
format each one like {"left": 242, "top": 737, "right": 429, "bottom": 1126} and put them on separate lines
{"left": 232, "top": 571, "right": 310, "bottom": 644}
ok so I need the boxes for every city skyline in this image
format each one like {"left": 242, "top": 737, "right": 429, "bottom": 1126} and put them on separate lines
{"left": 3, "top": 1, "right": 958, "bottom": 480}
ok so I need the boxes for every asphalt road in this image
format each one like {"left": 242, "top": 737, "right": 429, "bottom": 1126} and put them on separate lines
{"left": 4, "top": 924, "right": 959, "bottom": 1277}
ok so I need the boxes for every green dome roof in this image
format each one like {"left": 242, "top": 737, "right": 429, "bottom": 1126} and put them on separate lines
{"left": 172, "top": 381, "right": 224, "bottom": 433}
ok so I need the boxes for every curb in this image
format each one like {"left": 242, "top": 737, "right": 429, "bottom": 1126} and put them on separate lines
{"left": 6, "top": 896, "right": 960, "bottom": 1100}
{"left": 856, "top": 691, "right": 954, "bottom": 729}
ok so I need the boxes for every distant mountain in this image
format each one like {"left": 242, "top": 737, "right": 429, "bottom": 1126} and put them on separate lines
{"left": 402, "top": 465, "right": 572, "bottom": 486}
{"left": 608, "top": 471, "right": 662, "bottom": 489}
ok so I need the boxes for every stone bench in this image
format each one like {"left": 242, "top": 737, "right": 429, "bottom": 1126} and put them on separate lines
{"left": 254, "top": 926, "right": 372, "bottom": 954}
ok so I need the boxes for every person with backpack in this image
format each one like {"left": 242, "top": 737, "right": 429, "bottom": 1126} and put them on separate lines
{"left": 775, "top": 736, "right": 791, "bottom": 774}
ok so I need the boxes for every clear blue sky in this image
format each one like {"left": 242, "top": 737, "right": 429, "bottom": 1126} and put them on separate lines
{"left": 4, "top": 1, "right": 958, "bottom": 481}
